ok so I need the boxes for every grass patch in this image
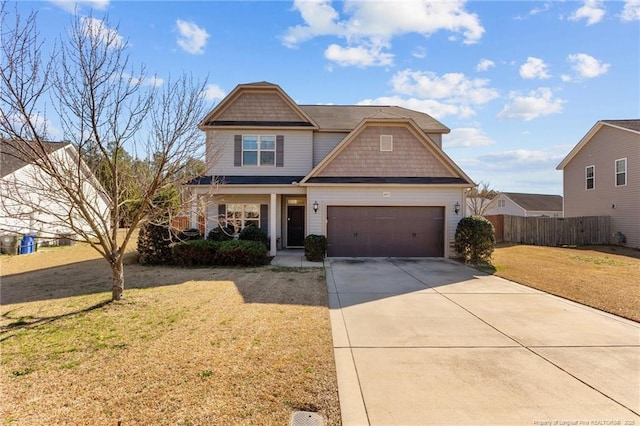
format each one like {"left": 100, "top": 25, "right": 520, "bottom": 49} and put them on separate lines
{"left": 1, "top": 242, "right": 339, "bottom": 425}
{"left": 490, "top": 244, "right": 640, "bottom": 322}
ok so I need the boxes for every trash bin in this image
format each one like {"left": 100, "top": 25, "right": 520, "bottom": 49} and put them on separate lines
{"left": 0, "top": 234, "right": 20, "bottom": 255}
{"left": 19, "top": 233, "right": 35, "bottom": 255}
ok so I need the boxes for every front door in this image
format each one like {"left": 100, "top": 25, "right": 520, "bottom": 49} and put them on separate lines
{"left": 287, "top": 205, "right": 305, "bottom": 247}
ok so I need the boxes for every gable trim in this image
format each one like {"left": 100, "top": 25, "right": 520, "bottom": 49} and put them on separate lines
{"left": 557, "top": 121, "right": 639, "bottom": 170}
{"left": 299, "top": 117, "right": 474, "bottom": 185}
{"left": 198, "top": 83, "right": 318, "bottom": 130}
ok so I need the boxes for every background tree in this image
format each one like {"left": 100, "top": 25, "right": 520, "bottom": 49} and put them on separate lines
{"left": 0, "top": 4, "right": 208, "bottom": 300}
{"left": 466, "top": 181, "right": 499, "bottom": 216}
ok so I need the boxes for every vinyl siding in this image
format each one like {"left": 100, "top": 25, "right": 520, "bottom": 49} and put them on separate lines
{"left": 563, "top": 125, "right": 639, "bottom": 247}
{"left": 313, "top": 132, "right": 347, "bottom": 166}
{"left": 306, "top": 186, "right": 465, "bottom": 257}
{"left": 206, "top": 129, "right": 313, "bottom": 176}
{"left": 429, "top": 133, "right": 442, "bottom": 148}
{"left": 482, "top": 196, "right": 526, "bottom": 216}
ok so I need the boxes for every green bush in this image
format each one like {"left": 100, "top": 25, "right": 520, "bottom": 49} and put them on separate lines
{"left": 454, "top": 216, "right": 495, "bottom": 264}
{"left": 238, "top": 225, "right": 268, "bottom": 246}
{"left": 207, "top": 224, "right": 235, "bottom": 242}
{"left": 177, "top": 228, "right": 202, "bottom": 242}
{"left": 304, "top": 234, "right": 327, "bottom": 262}
{"left": 172, "top": 240, "right": 219, "bottom": 266}
{"left": 137, "top": 223, "right": 174, "bottom": 265}
{"left": 213, "top": 240, "right": 267, "bottom": 266}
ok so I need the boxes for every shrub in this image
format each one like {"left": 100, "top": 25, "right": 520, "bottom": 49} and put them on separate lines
{"left": 304, "top": 234, "right": 327, "bottom": 262}
{"left": 238, "top": 225, "right": 268, "bottom": 246}
{"left": 454, "top": 216, "right": 495, "bottom": 264}
{"left": 137, "top": 223, "right": 174, "bottom": 265}
{"left": 213, "top": 240, "right": 267, "bottom": 266}
{"left": 207, "top": 224, "right": 235, "bottom": 242}
{"left": 172, "top": 240, "right": 219, "bottom": 266}
{"left": 176, "top": 228, "right": 202, "bottom": 242}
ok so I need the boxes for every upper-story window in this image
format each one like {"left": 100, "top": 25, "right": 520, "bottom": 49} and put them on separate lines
{"left": 615, "top": 158, "right": 627, "bottom": 187}
{"left": 586, "top": 165, "right": 595, "bottom": 190}
{"left": 497, "top": 199, "right": 506, "bottom": 208}
{"left": 243, "top": 135, "right": 275, "bottom": 166}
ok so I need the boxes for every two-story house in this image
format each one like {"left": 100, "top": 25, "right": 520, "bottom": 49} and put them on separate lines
{"left": 556, "top": 119, "right": 639, "bottom": 248}
{"left": 186, "top": 82, "right": 474, "bottom": 257}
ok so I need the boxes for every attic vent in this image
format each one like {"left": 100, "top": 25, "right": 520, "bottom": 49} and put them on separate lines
{"left": 380, "top": 135, "right": 393, "bottom": 152}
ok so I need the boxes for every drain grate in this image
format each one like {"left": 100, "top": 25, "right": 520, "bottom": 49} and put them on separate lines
{"left": 290, "top": 411, "right": 323, "bottom": 426}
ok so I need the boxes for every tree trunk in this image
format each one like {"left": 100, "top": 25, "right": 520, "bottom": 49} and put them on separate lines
{"left": 111, "top": 260, "right": 124, "bottom": 301}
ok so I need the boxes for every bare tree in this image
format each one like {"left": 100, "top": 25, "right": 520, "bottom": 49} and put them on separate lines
{"left": 0, "top": 5, "right": 208, "bottom": 300}
{"left": 466, "top": 181, "right": 499, "bottom": 216}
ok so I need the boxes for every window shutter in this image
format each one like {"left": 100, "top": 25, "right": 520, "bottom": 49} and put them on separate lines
{"left": 276, "top": 135, "right": 284, "bottom": 167}
{"left": 260, "top": 204, "right": 268, "bottom": 234}
{"left": 234, "top": 135, "right": 242, "bottom": 167}
{"left": 218, "top": 204, "right": 226, "bottom": 224}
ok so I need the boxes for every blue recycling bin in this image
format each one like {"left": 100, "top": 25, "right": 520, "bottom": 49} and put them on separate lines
{"left": 19, "top": 233, "right": 35, "bottom": 254}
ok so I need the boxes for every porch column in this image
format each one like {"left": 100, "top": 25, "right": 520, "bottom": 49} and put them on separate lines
{"left": 269, "top": 193, "right": 277, "bottom": 256}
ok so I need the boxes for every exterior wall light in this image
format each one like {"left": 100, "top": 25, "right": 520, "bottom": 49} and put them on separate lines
{"left": 454, "top": 202, "right": 460, "bottom": 215}
{"left": 313, "top": 201, "right": 319, "bottom": 213}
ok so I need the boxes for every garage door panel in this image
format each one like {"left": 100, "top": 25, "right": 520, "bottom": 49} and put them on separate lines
{"left": 327, "top": 206, "right": 444, "bottom": 257}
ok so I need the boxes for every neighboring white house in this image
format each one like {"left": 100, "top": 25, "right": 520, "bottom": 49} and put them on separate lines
{"left": 186, "top": 82, "right": 475, "bottom": 258}
{"left": 0, "top": 140, "right": 110, "bottom": 246}
{"left": 557, "top": 119, "right": 639, "bottom": 248}
{"left": 472, "top": 192, "right": 563, "bottom": 217}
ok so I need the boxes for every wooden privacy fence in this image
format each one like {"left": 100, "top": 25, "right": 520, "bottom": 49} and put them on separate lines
{"left": 485, "top": 215, "right": 611, "bottom": 246}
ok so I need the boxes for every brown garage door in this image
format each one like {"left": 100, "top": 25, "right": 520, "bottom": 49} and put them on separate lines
{"left": 327, "top": 206, "right": 444, "bottom": 257}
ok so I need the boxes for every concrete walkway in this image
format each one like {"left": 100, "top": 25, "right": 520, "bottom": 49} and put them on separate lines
{"left": 271, "top": 249, "right": 324, "bottom": 268}
{"left": 326, "top": 258, "right": 640, "bottom": 425}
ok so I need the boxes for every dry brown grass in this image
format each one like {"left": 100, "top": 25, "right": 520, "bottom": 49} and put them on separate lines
{"left": 491, "top": 244, "right": 640, "bottom": 322}
{"left": 0, "top": 242, "right": 340, "bottom": 425}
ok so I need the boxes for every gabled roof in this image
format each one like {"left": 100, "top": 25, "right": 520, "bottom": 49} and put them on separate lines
{"left": 1, "top": 140, "right": 69, "bottom": 178}
{"left": 299, "top": 105, "right": 449, "bottom": 133}
{"left": 198, "top": 82, "right": 318, "bottom": 129}
{"left": 557, "top": 119, "right": 640, "bottom": 170}
{"left": 300, "top": 117, "right": 473, "bottom": 186}
{"left": 501, "top": 192, "right": 563, "bottom": 212}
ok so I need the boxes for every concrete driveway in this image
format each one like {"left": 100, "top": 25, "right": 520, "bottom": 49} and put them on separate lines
{"left": 326, "top": 258, "right": 640, "bottom": 425}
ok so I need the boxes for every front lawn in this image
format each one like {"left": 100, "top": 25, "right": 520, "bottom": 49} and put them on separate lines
{"left": 0, "top": 246, "right": 340, "bottom": 425}
{"left": 490, "top": 244, "right": 640, "bottom": 322}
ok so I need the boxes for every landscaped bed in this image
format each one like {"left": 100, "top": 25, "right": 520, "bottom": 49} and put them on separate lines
{"left": 490, "top": 244, "right": 640, "bottom": 322}
{"left": 0, "top": 244, "right": 340, "bottom": 425}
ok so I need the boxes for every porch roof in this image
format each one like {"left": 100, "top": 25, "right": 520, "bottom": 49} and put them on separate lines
{"left": 303, "top": 176, "right": 471, "bottom": 185}
{"left": 186, "top": 175, "right": 305, "bottom": 185}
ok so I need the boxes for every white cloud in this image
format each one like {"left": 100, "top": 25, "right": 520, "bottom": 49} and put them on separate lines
{"left": 283, "top": 0, "right": 484, "bottom": 67}
{"left": 357, "top": 96, "right": 474, "bottom": 120}
{"left": 122, "top": 73, "right": 163, "bottom": 87}
{"left": 444, "top": 128, "right": 495, "bottom": 148}
{"left": 202, "top": 84, "right": 226, "bottom": 102}
{"left": 567, "top": 53, "right": 610, "bottom": 78}
{"left": 324, "top": 42, "right": 393, "bottom": 67}
{"left": 49, "top": 0, "right": 110, "bottom": 12}
{"left": 412, "top": 46, "right": 427, "bottom": 59}
{"left": 81, "top": 17, "right": 123, "bottom": 47}
{"left": 391, "top": 69, "right": 500, "bottom": 105}
{"left": 176, "top": 19, "right": 209, "bottom": 55}
{"left": 474, "top": 149, "right": 565, "bottom": 170}
{"left": 498, "top": 88, "right": 564, "bottom": 121}
{"left": 476, "top": 59, "right": 495, "bottom": 72}
{"left": 529, "top": 2, "right": 552, "bottom": 16}
{"left": 621, "top": 0, "right": 640, "bottom": 21}
{"left": 519, "top": 57, "right": 550, "bottom": 79}
{"left": 569, "top": 0, "right": 606, "bottom": 25}
{"left": 5, "top": 113, "right": 63, "bottom": 140}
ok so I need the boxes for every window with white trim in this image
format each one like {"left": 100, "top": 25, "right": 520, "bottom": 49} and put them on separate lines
{"left": 615, "top": 158, "right": 627, "bottom": 187}
{"left": 226, "top": 204, "right": 260, "bottom": 230}
{"left": 497, "top": 199, "right": 506, "bottom": 208}
{"left": 586, "top": 165, "right": 595, "bottom": 190}
{"left": 243, "top": 135, "right": 275, "bottom": 166}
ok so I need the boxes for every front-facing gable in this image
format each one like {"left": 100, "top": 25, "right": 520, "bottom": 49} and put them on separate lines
{"left": 199, "top": 82, "right": 317, "bottom": 129}
{"left": 301, "top": 118, "right": 473, "bottom": 185}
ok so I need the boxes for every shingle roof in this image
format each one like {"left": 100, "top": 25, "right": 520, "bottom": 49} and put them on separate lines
{"left": 187, "top": 175, "right": 305, "bottom": 185}
{"left": 0, "top": 140, "right": 69, "bottom": 178}
{"left": 300, "top": 105, "right": 449, "bottom": 133}
{"left": 601, "top": 119, "right": 640, "bottom": 133}
{"left": 502, "top": 192, "right": 563, "bottom": 212}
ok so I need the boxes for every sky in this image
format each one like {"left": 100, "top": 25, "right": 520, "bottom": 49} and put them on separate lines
{"left": 9, "top": 0, "right": 640, "bottom": 195}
